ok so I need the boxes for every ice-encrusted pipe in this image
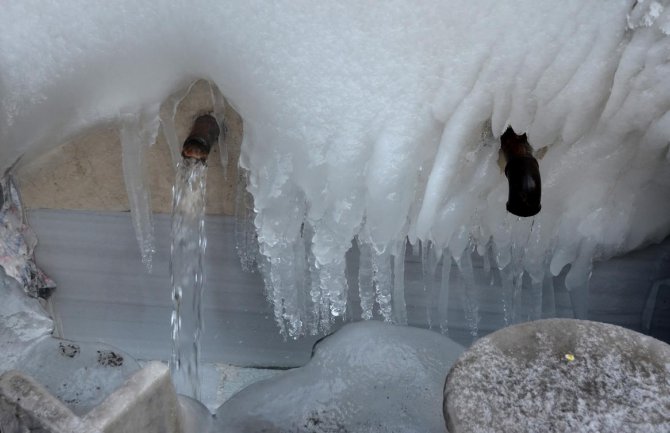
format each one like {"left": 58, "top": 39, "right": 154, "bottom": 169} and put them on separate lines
{"left": 500, "top": 127, "right": 541, "bottom": 217}
{"left": 181, "top": 114, "right": 221, "bottom": 162}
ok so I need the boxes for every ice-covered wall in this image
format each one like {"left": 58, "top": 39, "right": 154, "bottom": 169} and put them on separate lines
{"left": 1, "top": 0, "right": 669, "bottom": 337}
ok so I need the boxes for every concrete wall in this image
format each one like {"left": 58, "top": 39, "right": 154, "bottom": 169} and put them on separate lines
{"left": 15, "top": 80, "right": 243, "bottom": 215}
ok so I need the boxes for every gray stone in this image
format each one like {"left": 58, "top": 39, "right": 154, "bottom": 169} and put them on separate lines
{"left": 0, "top": 370, "right": 84, "bottom": 432}
{"left": 0, "top": 362, "right": 185, "bottom": 433}
{"left": 444, "top": 319, "right": 670, "bottom": 433}
{"left": 82, "top": 362, "right": 183, "bottom": 433}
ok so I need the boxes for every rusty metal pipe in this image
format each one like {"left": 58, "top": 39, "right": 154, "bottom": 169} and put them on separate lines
{"left": 182, "top": 115, "right": 220, "bottom": 162}
{"left": 500, "top": 127, "right": 541, "bottom": 217}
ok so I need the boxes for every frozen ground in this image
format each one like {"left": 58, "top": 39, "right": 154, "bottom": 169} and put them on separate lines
{"left": 1, "top": 1, "right": 669, "bottom": 336}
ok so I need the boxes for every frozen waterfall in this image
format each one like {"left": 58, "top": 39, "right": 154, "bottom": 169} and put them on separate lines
{"left": 1, "top": 0, "right": 669, "bottom": 338}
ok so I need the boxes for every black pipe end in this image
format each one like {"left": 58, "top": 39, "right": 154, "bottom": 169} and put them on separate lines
{"left": 182, "top": 114, "right": 220, "bottom": 162}
{"left": 505, "top": 156, "right": 542, "bottom": 217}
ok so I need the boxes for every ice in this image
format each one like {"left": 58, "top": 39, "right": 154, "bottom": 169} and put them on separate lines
{"left": 209, "top": 82, "right": 229, "bottom": 178}
{"left": 120, "top": 106, "right": 161, "bottom": 272}
{"left": 0, "top": 176, "right": 55, "bottom": 297}
{"left": 1, "top": 0, "right": 669, "bottom": 335}
{"left": 438, "top": 254, "right": 452, "bottom": 334}
{"left": 161, "top": 82, "right": 197, "bottom": 168}
{"left": 0, "top": 266, "right": 53, "bottom": 370}
{"left": 371, "top": 248, "right": 393, "bottom": 322}
{"left": 214, "top": 321, "right": 464, "bottom": 433}
{"left": 356, "top": 240, "right": 375, "bottom": 320}
{"left": 392, "top": 241, "right": 408, "bottom": 325}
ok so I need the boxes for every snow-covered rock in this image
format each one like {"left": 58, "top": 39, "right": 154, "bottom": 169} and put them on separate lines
{"left": 444, "top": 319, "right": 670, "bottom": 433}
{"left": 214, "top": 321, "right": 464, "bottom": 432}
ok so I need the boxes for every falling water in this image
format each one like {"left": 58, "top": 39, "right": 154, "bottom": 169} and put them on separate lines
{"left": 170, "top": 158, "right": 208, "bottom": 400}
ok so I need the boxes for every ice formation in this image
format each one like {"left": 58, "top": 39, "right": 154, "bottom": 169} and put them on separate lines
{"left": 1, "top": 1, "right": 669, "bottom": 337}
{"left": 214, "top": 321, "right": 464, "bottom": 433}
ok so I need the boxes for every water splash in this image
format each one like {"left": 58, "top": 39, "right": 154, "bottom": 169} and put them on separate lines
{"left": 169, "top": 158, "right": 208, "bottom": 400}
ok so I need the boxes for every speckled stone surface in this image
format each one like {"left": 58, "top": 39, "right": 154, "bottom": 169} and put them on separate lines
{"left": 444, "top": 319, "right": 670, "bottom": 433}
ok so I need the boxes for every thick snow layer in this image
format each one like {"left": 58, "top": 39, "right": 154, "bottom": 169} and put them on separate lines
{"left": 1, "top": 1, "right": 670, "bottom": 335}
{"left": 214, "top": 321, "right": 464, "bottom": 433}
{"left": 444, "top": 319, "right": 670, "bottom": 433}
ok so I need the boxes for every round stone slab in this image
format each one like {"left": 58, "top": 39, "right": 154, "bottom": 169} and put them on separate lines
{"left": 444, "top": 319, "right": 670, "bottom": 433}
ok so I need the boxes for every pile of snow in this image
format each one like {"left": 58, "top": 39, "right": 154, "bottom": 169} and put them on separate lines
{"left": 214, "top": 321, "right": 464, "bottom": 433}
{"left": 1, "top": 1, "right": 669, "bottom": 336}
{"left": 444, "top": 319, "right": 670, "bottom": 432}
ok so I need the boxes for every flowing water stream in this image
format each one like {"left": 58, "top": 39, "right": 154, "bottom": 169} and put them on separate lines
{"left": 170, "top": 158, "right": 208, "bottom": 400}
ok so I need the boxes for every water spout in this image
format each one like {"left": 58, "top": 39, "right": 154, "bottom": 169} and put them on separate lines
{"left": 500, "top": 127, "right": 541, "bottom": 217}
{"left": 169, "top": 114, "right": 220, "bottom": 401}
{"left": 181, "top": 114, "right": 220, "bottom": 162}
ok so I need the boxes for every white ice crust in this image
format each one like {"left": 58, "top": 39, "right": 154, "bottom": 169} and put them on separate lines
{"left": 1, "top": 0, "right": 669, "bottom": 335}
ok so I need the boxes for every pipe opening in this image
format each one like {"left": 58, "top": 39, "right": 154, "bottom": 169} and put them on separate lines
{"left": 181, "top": 114, "right": 221, "bottom": 162}
{"left": 500, "top": 127, "right": 542, "bottom": 217}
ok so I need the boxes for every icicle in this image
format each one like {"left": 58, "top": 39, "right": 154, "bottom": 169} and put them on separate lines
{"left": 392, "top": 240, "right": 408, "bottom": 325}
{"left": 422, "top": 242, "right": 438, "bottom": 328}
{"left": 321, "top": 259, "right": 348, "bottom": 318}
{"left": 268, "top": 241, "right": 307, "bottom": 338}
{"left": 411, "top": 240, "right": 421, "bottom": 258}
{"left": 234, "top": 170, "right": 258, "bottom": 272}
{"left": 542, "top": 272, "right": 556, "bottom": 318}
{"left": 357, "top": 239, "right": 375, "bottom": 320}
{"left": 456, "top": 249, "right": 480, "bottom": 337}
{"left": 294, "top": 226, "right": 309, "bottom": 336}
{"left": 565, "top": 239, "right": 596, "bottom": 319}
{"left": 161, "top": 81, "right": 197, "bottom": 168}
{"left": 303, "top": 224, "right": 326, "bottom": 334}
{"left": 299, "top": 225, "right": 318, "bottom": 334}
{"left": 208, "top": 81, "right": 229, "bottom": 177}
{"left": 438, "top": 252, "right": 452, "bottom": 334}
{"left": 372, "top": 249, "right": 393, "bottom": 322}
{"left": 120, "top": 105, "right": 160, "bottom": 272}
{"left": 482, "top": 243, "right": 491, "bottom": 276}
{"left": 529, "top": 276, "right": 543, "bottom": 321}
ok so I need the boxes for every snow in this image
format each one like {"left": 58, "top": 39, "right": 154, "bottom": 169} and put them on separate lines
{"left": 214, "top": 321, "right": 464, "bottom": 433}
{"left": 15, "top": 337, "right": 141, "bottom": 417}
{"left": 444, "top": 319, "right": 670, "bottom": 433}
{"left": 1, "top": 1, "right": 669, "bottom": 336}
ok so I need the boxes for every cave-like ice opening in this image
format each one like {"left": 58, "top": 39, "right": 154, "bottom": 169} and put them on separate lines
{"left": 1, "top": 0, "right": 669, "bottom": 338}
